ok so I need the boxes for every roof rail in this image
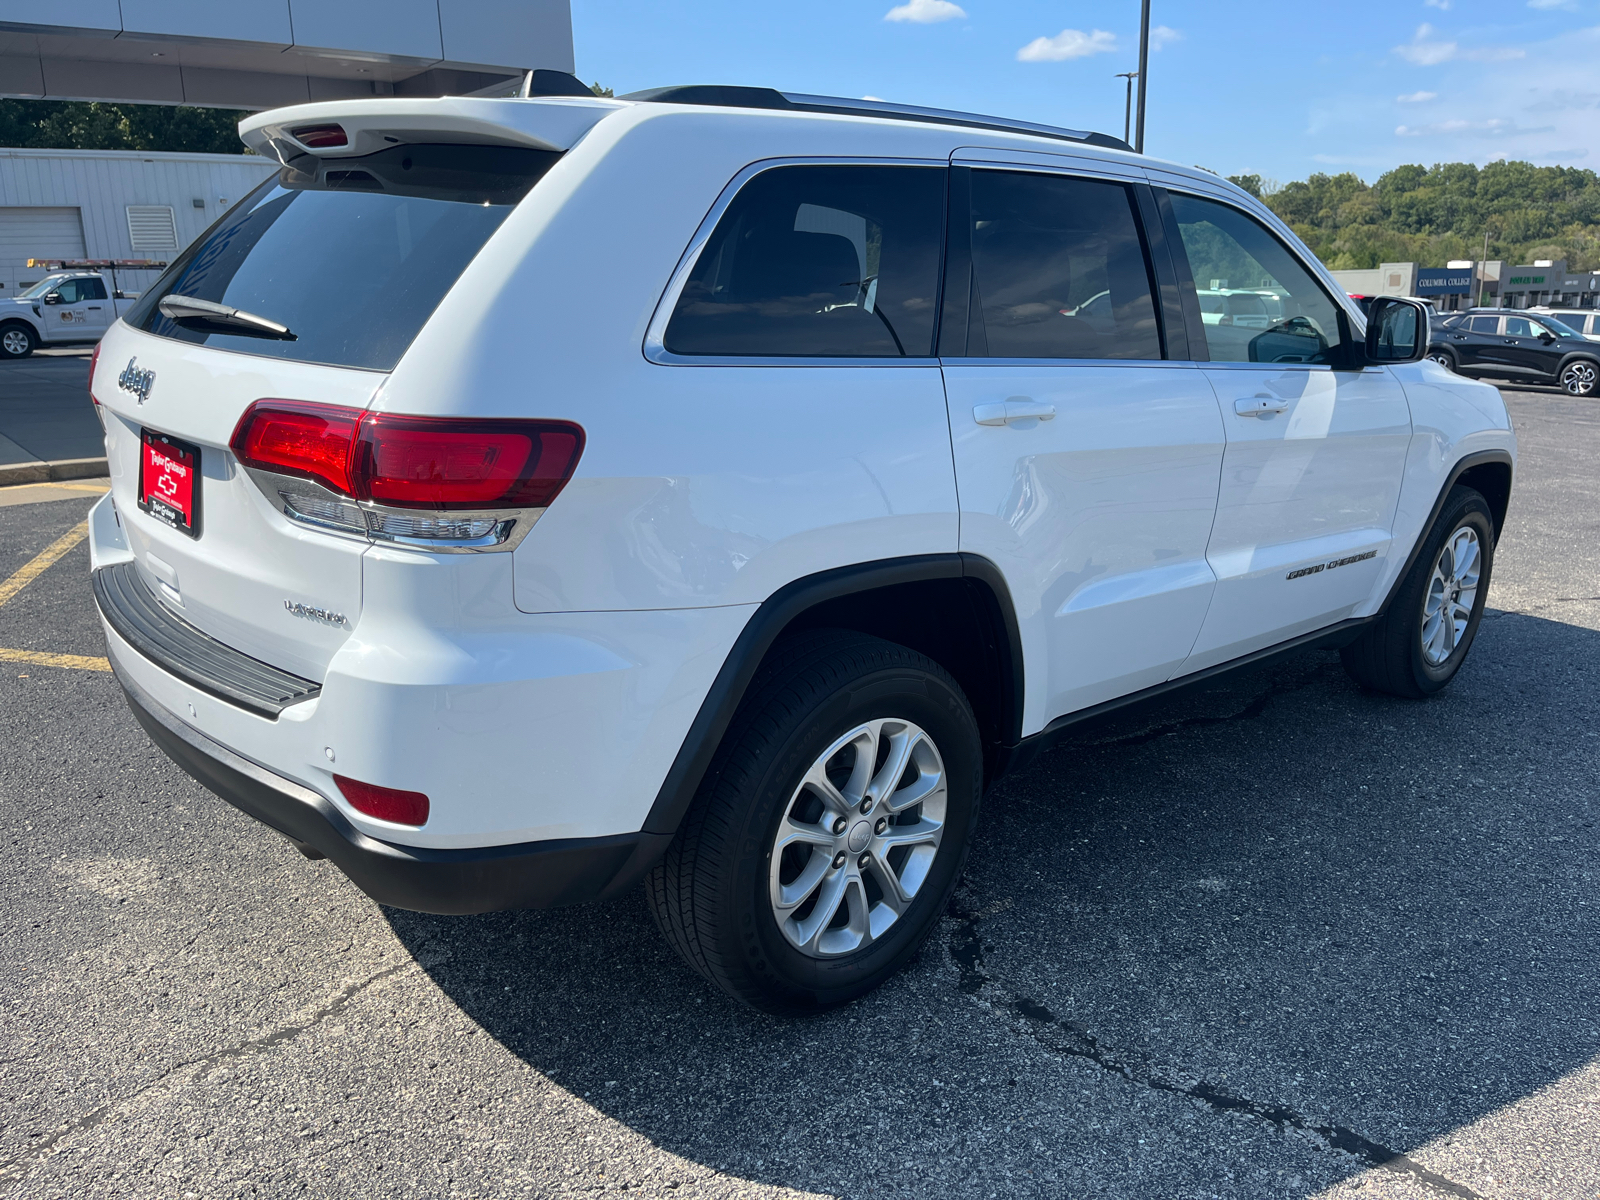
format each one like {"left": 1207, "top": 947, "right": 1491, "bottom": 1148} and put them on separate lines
{"left": 618, "top": 85, "right": 1132, "bottom": 152}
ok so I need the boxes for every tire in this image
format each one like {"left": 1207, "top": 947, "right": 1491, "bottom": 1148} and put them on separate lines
{"left": 646, "top": 630, "right": 982, "bottom": 1013}
{"left": 1559, "top": 358, "right": 1598, "bottom": 396}
{"left": 1426, "top": 348, "right": 1456, "bottom": 372}
{"left": 1340, "top": 486, "right": 1495, "bottom": 698}
{"left": 0, "top": 323, "right": 36, "bottom": 359}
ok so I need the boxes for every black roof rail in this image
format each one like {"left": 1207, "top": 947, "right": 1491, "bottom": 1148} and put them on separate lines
{"left": 618, "top": 85, "right": 1132, "bottom": 152}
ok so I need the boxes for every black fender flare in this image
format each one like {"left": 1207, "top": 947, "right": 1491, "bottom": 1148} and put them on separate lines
{"left": 640, "top": 553, "right": 1024, "bottom": 837}
{"left": 1554, "top": 350, "right": 1600, "bottom": 376}
{"left": 1377, "top": 448, "right": 1513, "bottom": 617}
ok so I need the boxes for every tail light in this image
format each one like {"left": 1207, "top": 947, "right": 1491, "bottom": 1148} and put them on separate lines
{"left": 334, "top": 775, "right": 429, "bottom": 826}
{"left": 290, "top": 123, "right": 348, "bottom": 149}
{"left": 229, "top": 400, "right": 584, "bottom": 550}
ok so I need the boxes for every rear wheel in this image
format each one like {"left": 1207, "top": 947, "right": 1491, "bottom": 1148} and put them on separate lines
{"left": 1340, "top": 486, "right": 1495, "bottom": 698}
{"left": 1560, "top": 359, "right": 1597, "bottom": 396}
{"left": 0, "top": 323, "right": 36, "bottom": 359}
{"left": 646, "top": 631, "right": 982, "bottom": 1013}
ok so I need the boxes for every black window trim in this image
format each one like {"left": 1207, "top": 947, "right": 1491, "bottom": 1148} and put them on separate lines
{"left": 642, "top": 155, "right": 952, "bottom": 368}
{"left": 938, "top": 161, "right": 1181, "bottom": 366}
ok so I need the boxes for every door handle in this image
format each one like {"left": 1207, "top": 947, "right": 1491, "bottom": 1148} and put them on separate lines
{"left": 973, "top": 397, "right": 1057, "bottom": 426}
{"left": 1234, "top": 395, "right": 1289, "bottom": 416}
{"left": 87, "top": 306, "right": 102, "bottom": 310}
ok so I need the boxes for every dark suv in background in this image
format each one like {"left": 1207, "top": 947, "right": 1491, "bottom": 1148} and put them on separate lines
{"left": 1429, "top": 309, "right": 1600, "bottom": 395}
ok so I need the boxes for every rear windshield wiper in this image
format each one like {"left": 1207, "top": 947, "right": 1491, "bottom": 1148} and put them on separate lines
{"left": 158, "top": 295, "right": 297, "bottom": 341}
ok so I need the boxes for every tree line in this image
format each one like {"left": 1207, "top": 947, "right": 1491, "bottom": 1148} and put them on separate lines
{"left": 1226, "top": 161, "right": 1600, "bottom": 272}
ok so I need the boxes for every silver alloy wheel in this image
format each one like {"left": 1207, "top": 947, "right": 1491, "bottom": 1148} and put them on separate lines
{"left": 1421, "top": 524, "right": 1481, "bottom": 666}
{"left": 1427, "top": 351, "right": 1454, "bottom": 371}
{"left": 768, "top": 717, "right": 947, "bottom": 959}
{"left": 1561, "top": 360, "right": 1597, "bottom": 395}
{"left": 1, "top": 329, "right": 30, "bottom": 356}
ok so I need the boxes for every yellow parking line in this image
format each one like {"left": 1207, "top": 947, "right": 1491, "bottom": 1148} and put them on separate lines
{"left": 0, "top": 520, "right": 88, "bottom": 608}
{"left": 0, "top": 647, "right": 110, "bottom": 672}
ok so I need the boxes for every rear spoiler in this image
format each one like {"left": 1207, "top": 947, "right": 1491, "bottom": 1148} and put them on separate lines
{"left": 239, "top": 96, "right": 624, "bottom": 162}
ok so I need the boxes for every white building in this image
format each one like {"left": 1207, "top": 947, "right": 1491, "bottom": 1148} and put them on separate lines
{"left": 0, "top": 147, "right": 277, "bottom": 296}
{"left": 0, "top": 2, "right": 573, "bottom": 109}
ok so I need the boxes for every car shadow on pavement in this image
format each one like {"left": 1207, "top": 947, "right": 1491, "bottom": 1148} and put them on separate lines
{"left": 385, "top": 609, "right": 1600, "bottom": 1198}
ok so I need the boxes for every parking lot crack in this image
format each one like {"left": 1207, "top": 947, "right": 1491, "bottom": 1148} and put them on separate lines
{"left": 945, "top": 900, "right": 1482, "bottom": 1200}
{"left": 0, "top": 961, "right": 409, "bottom": 1188}
{"left": 1072, "top": 664, "right": 1337, "bottom": 750}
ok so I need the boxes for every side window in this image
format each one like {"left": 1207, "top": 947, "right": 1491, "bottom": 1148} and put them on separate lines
{"left": 1168, "top": 193, "right": 1345, "bottom": 365}
{"left": 1588, "top": 315, "right": 1599, "bottom": 335}
{"left": 967, "top": 170, "right": 1160, "bottom": 360}
{"left": 1468, "top": 316, "right": 1500, "bottom": 334}
{"left": 1504, "top": 316, "right": 1534, "bottom": 337}
{"left": 53, "top": 280, "right": 83, "bottom": 303}
{"left": 663, "top": 165, "right": 945, "bottom": 357}
{"left": 80, "top": 277, "right": 108, "bottom": 301}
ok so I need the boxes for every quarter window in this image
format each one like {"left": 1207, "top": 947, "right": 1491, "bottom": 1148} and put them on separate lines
{"left": 663, "top": 165, "right": 945, "bottom": 358}
{"left": 966, "top": 170, "right": 1161, "bottom": 360}
{"left": 1169, "top": 193, "right": 1345, "bottom": 365}
{"left": 1468, "top": 316, "right": 1499, "bottom": 333}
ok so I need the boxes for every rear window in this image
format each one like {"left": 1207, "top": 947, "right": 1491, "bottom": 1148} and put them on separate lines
{"left": 126, "top": 144, "right": 561, "bottom": 371}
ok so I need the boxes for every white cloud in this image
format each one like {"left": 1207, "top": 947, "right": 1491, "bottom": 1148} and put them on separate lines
{"left": 884, "top": 0, "right": 966, "bottom": 23}
{"left": 1016, "top": 28, "right": 1117, "bottom": 62}
{"left": 1150, "top": 25, "right": 1183, "bottom": 50}
{"left": 1396, "top": 117, "right": 1553, "bottom": 136}
{"left": 1397, "top": 90, "right": 1439, "bottom": 102}
{"left": 1394, "top": 22, "right": 1527, "bottom": 63}
{"left": 1528, "top": 0, "right": 1576, "bottom": 9}
{"left": 1424, "top": 0, "right": 1451, "bottom": 8}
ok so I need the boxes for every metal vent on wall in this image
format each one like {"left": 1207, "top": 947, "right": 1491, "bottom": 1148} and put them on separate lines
{"left": 127, "top": 205, "right": 178, "bottom": 253}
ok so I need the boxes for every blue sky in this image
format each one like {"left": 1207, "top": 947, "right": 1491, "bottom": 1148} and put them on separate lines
{"left": 570, "top": 0, "right": 1600, "bottom": 185}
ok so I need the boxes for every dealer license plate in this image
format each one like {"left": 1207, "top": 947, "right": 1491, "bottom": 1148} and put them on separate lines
{"left": 137, "top": 428, "right": 202, "bottom": 539}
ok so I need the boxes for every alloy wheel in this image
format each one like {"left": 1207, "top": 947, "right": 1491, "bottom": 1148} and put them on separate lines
{"left": 768, "top": 717, "right": 947, "bottom": 959}
{"left": 1427, "top": 352, "right": 1454, "bottom": 371}
{"left": 1561, "top": 360, "right": 1597, "bottom": 395}
{"left": 1, "top": 329, "right": 31, "bottom": 356}
{"left": 1420, "top": 525, "right": 1481, "bottom": 667}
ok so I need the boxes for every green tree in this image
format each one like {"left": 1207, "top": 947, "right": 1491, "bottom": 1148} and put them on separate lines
{"left": 0, "top": 100, "right": 249, "bottom": 154}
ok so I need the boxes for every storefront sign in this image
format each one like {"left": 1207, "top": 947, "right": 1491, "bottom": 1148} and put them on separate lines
{"left": 1416, "top": 269, "right": 1475, "bottom": 295}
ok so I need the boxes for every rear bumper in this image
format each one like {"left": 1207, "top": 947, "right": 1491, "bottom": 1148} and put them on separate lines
{"left": 117, "top": 664, "right": 671, "bottom": 915}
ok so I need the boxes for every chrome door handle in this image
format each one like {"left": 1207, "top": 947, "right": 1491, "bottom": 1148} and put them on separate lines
{"left": 1234, "top": 395, "right": 1288, "bottom": 417}
{"left": 973, "top": 397, "right": 1057, "bottom": 426}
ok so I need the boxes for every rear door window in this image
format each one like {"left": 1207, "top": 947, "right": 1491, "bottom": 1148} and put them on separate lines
{"left": 127, "top": 144, "right": 561, "bottom": 371}
{"left": 1468, "top": 316, "right": 1500, "bottom": 334}
{"left": 965, "top": 170, "right": 1161, "bottom": 360}
{"left": 663, "top": 164, "right": 945, "bottom": 357}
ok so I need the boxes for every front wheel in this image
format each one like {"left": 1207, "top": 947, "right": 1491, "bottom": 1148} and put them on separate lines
{"left": 1340, "top": 486, "right": 1495, "bottom": 698}
{"left": 1560, "top": 359, "right": 1598, "bottom": 395}
{"left": 1426, "top": 348, "right": 1456, "bottom": 372}
{"left": 646, "top": 631, "right": 982, "bottom": 1013}
{"left": 0, "top": 323, "right": 36, "bottom": 359}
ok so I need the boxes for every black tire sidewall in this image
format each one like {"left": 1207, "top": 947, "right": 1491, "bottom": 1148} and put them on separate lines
{"left": 725, "top": 664, "right": 981, "bottom": 1010}
{"left": 0, "top": 324, "right": 35, "bottom": 359}
{"left": 1403, "top": 496, "right": 1495, "bottom": 692}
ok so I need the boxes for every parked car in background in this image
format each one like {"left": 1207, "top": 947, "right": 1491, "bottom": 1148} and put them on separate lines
{"left": 1528, "top": 306, "right": 1600, "bottom": 341}
{"left": 1429, "top": 308, "right": 1600, "bottom": 394}
{"left": 0, "top": 271, "right": 138, "bottom": 358}
{"left": 1195, "top": 287, "right": 1280, "bottom": 329}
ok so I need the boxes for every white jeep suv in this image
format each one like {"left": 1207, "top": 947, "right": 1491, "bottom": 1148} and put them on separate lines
{"left": 87, "top": 80, "right": 1515, "bottom": 1012}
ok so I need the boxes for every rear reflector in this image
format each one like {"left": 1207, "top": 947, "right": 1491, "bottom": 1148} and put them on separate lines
{"left": 291, "top": 123, "right": 348, "bottom": 148}
{"left": 230, "top": 401, "right": 584, "bottom": 512}
{"left": 334, "top": 775, "right": 429, "bottom": 826}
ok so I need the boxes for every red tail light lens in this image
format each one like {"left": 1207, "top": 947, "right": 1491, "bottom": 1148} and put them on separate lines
{"left": 357, "top": 414, "right": 584, "bottom": 509}
{"left": 231, "top": 400, "right": 361, "bottom": 495}
{"left": 231, "top": 401, "right": 583, "bottom": 511}
{"left": 291, "top": 123, "right": 348, "bottom": 148}
{"left": 334, "top": 775, "right": 429, "bottom": 826}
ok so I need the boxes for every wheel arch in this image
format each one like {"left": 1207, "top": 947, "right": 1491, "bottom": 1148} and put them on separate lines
{"left": 0, "top": 316, "right": 39, "bottom": 339}
{"left": 641, "top": 554, "right": 1024, "bottom": 838}
{"left": 1380, "top": 449, "right": 1513, "bottom": 618}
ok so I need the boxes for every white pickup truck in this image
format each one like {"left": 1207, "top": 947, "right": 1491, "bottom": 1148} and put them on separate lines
{"left": 0, "top": 267, "right": 152, "bottom": 358}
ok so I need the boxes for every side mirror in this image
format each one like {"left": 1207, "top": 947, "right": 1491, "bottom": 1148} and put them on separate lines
{"left": 1539, "top": 331, "right": 1556, "bottom": 344}
{"left": 1365, "top": 297, "right": 1427, "bottom": 364}
{"left": 42, "top": 292, "right": 62, "bottom": 306}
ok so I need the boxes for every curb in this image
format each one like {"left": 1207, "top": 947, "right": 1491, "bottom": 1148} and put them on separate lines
{"left": 0, "top": 457, "right": 109, "bottom": 487}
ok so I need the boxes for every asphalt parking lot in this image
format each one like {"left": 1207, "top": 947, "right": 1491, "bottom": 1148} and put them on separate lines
{"left": 0, "top": 384, "right": 1596, "bottom": 1200}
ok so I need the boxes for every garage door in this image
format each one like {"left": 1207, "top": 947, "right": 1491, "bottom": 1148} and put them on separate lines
{"left": 0, "top": 207, "right": 86, "bottom": 296}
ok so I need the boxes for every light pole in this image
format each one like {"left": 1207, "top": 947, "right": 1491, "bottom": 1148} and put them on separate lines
{"left": 1134, "top": 0, "right": 1151, "bottom": 152}
{"left": 1115, "top": 71, "right": 1138, "bottom": 145}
